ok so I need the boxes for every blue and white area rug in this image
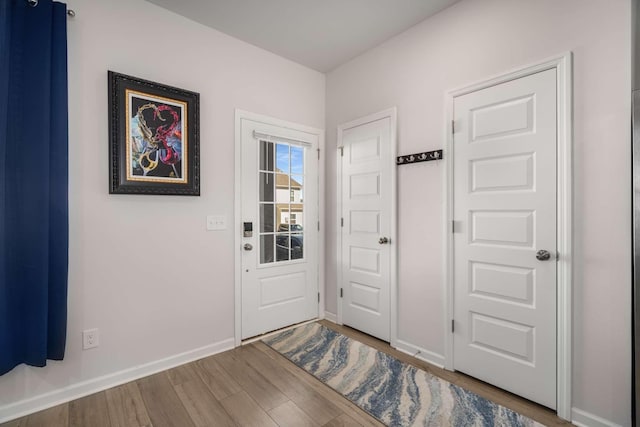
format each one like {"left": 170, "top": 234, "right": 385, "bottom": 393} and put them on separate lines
{"left": 263, "top": 323, "right": 543, "bottom": 427}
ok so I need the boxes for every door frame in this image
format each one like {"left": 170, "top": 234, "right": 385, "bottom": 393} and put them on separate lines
{"left": 443, "top": 53, "right": 573, "bottom": 420}
{"left": 336, "top": 107, "right": 398, "bottom": 347}
{"left": 234, "top": 109, "right": 325, "bottom": 347}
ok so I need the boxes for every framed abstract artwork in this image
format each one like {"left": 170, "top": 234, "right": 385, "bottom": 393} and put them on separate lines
{"left": 108, "top": 71, "right": 200, "bottom": 195}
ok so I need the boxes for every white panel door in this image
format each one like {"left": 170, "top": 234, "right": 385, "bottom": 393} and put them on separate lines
{"left": 340, "top": 116, "right": 393, "bottom": 341}
{"left": 240, "top": 118, "right": 318, "bottom": 340}
{"left": 453, "top": 69, "right": 557, "bottom": 408}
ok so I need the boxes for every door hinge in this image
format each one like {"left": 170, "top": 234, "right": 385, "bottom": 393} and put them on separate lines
{"left": 451, "top": 319, "right": 455, "bottom": 333}
{"left": 318, "top": 292, "right": 320, "bottom": 303}
{"left": 451, "top": 120, "right": 455, "bottom": 134}
{"left": 341, "top": 217, "right": 344, "bottom": 227}
{"left": 317, "top": 148, "right": 320, "bottom": 160}
{"left": 317, "top": 221, "right": 320, "bottom": 231}
{"left": 452, "top": 220, "right": 455, "bottom": 233}
{"left": 340, "top": 288, "right": 343, "bottom": 298}
{"left": 339, "top": 147, "right": 344, "bottom": 157}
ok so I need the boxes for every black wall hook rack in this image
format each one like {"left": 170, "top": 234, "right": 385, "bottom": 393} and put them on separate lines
{"left": 396, "top": 149, "right": 443, "bottom": 165}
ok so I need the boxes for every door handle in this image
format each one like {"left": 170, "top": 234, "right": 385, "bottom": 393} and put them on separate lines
{"left": 536, "top": 249, "right": 551, "bottom": 261}
{"left": 244, "top": 243, "right": 253, "bottom": 251}
{"left": 378, "top": 237, "right": 389, "bottom": 244}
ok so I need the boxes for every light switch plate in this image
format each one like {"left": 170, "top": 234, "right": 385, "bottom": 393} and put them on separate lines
{"left": 207, "top": 215, "right": 227, "bottom": 231}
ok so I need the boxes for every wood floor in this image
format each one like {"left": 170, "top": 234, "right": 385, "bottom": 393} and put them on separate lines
{"left": 2, "top": 320, "right": 573, "bottom": 427}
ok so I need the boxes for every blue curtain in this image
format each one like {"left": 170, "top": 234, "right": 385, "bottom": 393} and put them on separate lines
{"left": 0, "top": 0, "right": 69, "bottom": 376}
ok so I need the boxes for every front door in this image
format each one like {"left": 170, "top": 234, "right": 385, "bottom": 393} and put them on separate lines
{"left": 452, "top": 69, "right": 557, "bottom": 408}
{"left": 339, "top": 111, "right": 395, "bottom": 342}
{"left": 240, "top": 117, "right": 319, "bottom": 340}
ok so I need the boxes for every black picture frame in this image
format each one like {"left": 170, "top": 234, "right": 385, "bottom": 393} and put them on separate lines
{"left": 108, "top": 71, "right": 200, "bottom": 195}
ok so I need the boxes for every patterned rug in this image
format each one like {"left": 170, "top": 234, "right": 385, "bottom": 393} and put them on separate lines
{"left": 263, "top": 323, "right": 544, "bottom": 427}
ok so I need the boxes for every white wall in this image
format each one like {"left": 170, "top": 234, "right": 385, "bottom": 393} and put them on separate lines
{"left": 325, "top": 0, "right": 631, "bottom": 425}
{"left": 0, "top": 0, "right": 324, "bottom": 418}
{"left": 634, "top": 0, "right": 639, "bottom": 91}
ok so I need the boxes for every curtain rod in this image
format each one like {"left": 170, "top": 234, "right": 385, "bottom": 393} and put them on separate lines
{"left": 26, "top": 0, "right": 76, "bottom": 16}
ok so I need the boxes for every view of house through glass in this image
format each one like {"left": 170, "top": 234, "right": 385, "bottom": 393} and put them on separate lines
{"left": 259, "top": 140, "right": 304, "bottom": 264}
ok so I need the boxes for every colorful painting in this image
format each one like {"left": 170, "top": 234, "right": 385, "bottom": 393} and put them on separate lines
{"left": 109, "top": 72, "right": 199, "bottom": 195}
{"left": 127, "top": 91, "right": 187, "bottom": 182}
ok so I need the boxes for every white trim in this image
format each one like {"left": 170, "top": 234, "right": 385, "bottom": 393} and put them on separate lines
{"left": 234, "top": 111, "right": 243, "bottom": 347}
{"left": 389, "top": 109, "right": 398, "bottom": 349}
{"left": 323, "top": 311, "right": 338, "bottom": 323}
{"left": 443, "top": 53, "right": 573, "bottom": 420}
{"left": 234, "top": 110, "right": 325, "bottom": 347}
{"left": 571, "top": 408, "right": 622, "bottom": 427}
{"left": 395, "top": 340, "right": 445, "bottom": 369}
{"left": 443, "top": 92, "right": 455, "bottom": 371}
{"left": 318, "top": 125, "right": 327, "bottom": 326}
{"left": 335, "top": 107, "right": 398, "bottom": 348}
{"left": 336, "top": 139, "right": 344, "bottom": 326}
{"left": 0, "top": 338, "right": 234, "bottom": 424}
{"left": 449, "top": 53, "right": 571, "bottom": 97}
{"left": 555, "top": 53, "right": 574, "bottom": 422}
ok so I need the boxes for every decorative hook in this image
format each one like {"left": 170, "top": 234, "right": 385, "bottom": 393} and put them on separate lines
{"left": 27, "top": 0, "right": 38, "bottom": 7}
{"left": 396, "top": 149, "right": 443, "bottom": 166}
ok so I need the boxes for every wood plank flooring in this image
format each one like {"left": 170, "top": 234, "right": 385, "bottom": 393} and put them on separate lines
{"left": 2, "top": 321, "right": 573, "bottom": 427}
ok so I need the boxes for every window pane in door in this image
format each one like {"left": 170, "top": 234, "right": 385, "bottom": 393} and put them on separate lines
{"left": 291, "top": 146, "right": 304, "bottom": 175}
{"left": 260, "top": 204, "right": 274, "bottom": 233}
{"left": 291, "top": 175, "right": 303, "bottom": 203}
{"left": 259, "top": 172, "right": 274, "bottom": 202}
{"left": 275, "top": 234, "right": 290, "bottom": 262}
{"left": 260, "top": 234, "right": 274, "bottom": 264}
{"left": 258, "top": 140, "right": 306, "bottom": 264}
{"left": 291, "top": 233, "right": 303, "bottom": 260}
{"left": 276, "top": 143, "right": 289, "bottom": 174}
{"left": 260, "top": 140, "right": 274, "bottom": 171}
{"left": 275, "top": 173, "right": 289, "bottom": 203}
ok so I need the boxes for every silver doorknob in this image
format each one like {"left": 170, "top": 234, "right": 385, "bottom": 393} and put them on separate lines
{"left": 244, "top": 243, "right": 253, "bottom": 251}
{"left": 536, "top": 249, "right": 551, "bottom": 261}
{"left": 379, "top": 237, "right": 389, "bottom": 244}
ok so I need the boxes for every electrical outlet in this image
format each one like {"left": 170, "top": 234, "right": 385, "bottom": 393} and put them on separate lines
{"left": 206, "top": 215, "right": 227, "bottom": 231}
{"left": 82, "top": 328, "right": 99, "bottom": 350}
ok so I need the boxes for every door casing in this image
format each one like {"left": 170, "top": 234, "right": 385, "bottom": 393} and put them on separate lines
{"left": 444, "top": 53, "right": 573, "bottom": 420}
{"left": 336, "top": 107, "right": 398, "bottom": 348}
{"left": 234, "top": 109, "right": 325, "bottom": 346}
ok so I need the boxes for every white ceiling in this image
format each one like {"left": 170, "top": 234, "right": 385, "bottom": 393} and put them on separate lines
{"left": 145, "top": 0, "right": 461, "bottom": 72}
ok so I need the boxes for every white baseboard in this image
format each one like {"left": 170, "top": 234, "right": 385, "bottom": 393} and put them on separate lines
{"left": 0, "top": 338, "right": 235, "bottom": 424}
{"left": 323, "top": 311, "right": 337, "bottom": 323}
{"left": 571, "top": 408, "right": 623, "bottom": 427}
{"left": 395, "top": 339, "right": 445, "bottom": 369}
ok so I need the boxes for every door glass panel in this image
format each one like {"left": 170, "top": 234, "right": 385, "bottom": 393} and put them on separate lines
{"left": 276, "top": 143, "right": 290, "bottom": 174}
{"left": 291, "top": 233, "right": 303, "bottom": 260}
{"left": 276, "top": 234, "right": 290, "bottom": 262}
{"left": 276, "top": 173, "right": 289, "bottom": 233}
{"left": 275, "top": 174, "right": 289, "bottom": 203}
{"left": 260, "top": 234, "right": 274, "bottom": 264}
{"left": 260, "top": 141, "right": 274, "bottom": 171}
{"left": 259, "top": 172, "right": 274, "bottom": 202}
{"left": 259, "top": 140, "right": 305, "bottom": 265}
{"left": 291, "top": 146, "right": 304, "bottom": 174}
{"left": 260, "top": 204, "right": 274, "bottom": 233}
{"left": 291, "top": 175, "right": 303, "bottom": 203}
